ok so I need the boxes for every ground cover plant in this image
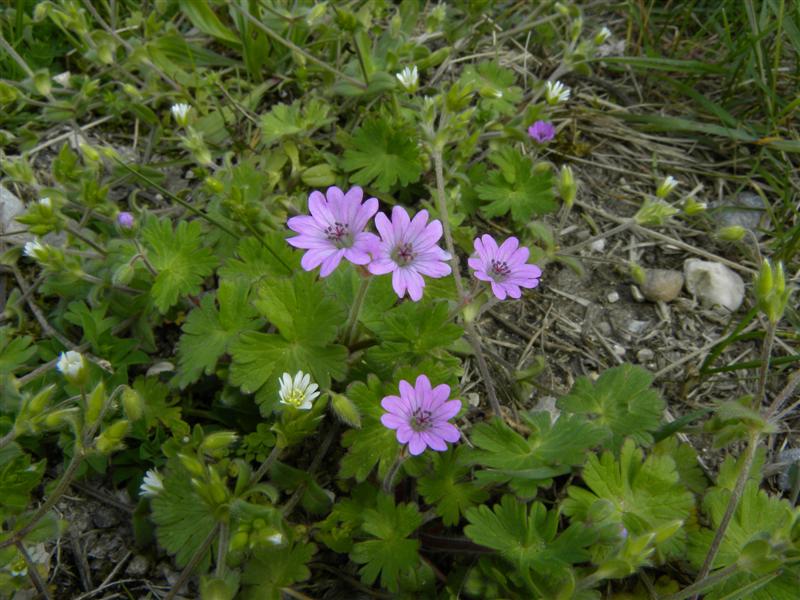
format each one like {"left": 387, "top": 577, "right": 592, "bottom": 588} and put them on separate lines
{"left": 0, "top": 0, "right": 799, "bottom": 598}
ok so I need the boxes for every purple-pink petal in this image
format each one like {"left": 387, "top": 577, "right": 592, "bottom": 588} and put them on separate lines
{"left": 408, "top": 434, "right": 426, "bottom": 455}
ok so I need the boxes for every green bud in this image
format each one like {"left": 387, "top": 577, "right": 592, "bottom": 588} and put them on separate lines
{"left": 683, "top": 197, "right": 707, "bottom": 216}
{"left": 79, "top": 143, "right": 101, "bottom": 164}
{"left": 182, "top": 129, "right": 212, "bottom": 166}
{"left": 122, "top": 83, "right": 141, "bottom": 99}
{"left": 56, "top": 350, "right": 88, "bottom": 386}
{"left": 33, "top": 2, "right": 49, "bottom": 21}
{"left": 97, "top": 40, "right": 115, "bottom": 65}
{"left": 634, "top": 199, "right": 678, "bottom": 226}
{"left": 112, "top": 263, "right": 135, "bottom": 286}
{"left": 629, "top": 263, "right": 646, "bottom": 286}
{"left": 44, "top": 408, "right": 79, "bottom": 429}
{"left": 330, "top": 394, "right": 361, "bottom": 428}
{"left": 26, "top": 385, "right": 56, "bottom": 417}
{"left": 655, "top": 175, "right": 678, "bottom": 199}
{"left": 558, "top": 165, "right": 577, "bottom": 208}
{"left": 0, "top": 81, "right": 20, "bottom": 104}
{"left": 33, "top": 70, "right": 52, "bottom": 97}
{"left": 95, "top": 419, "right": 129, "bottom": 453}
{"left": 121, "top": 386, "right": 144, "bottom": 421}
{"left": 334, "top": 8, "right": 358, "bottom": 31}
{"left": 230, "top": 530, "right": 249, "bottom": 552}
{"left": 178, "top": 452, "right": 206, "bottom": 477}
{"left": 204, "top": 176, "right": 224, "bottom": 194}
{"left": 755, "top": 259, "right": 792, "bottom": 324}
{"left": 201, "top": 431, "right": 238, "bottom": 455}
{"left": 717, "top": 225, "right": 746, "bottom": 242}
{"left": 85, "top": 381, "right": 106, "bottom": 425}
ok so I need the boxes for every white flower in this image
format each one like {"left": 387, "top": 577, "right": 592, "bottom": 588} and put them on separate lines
{"left": 656, "top": 175, "right": 678, "bottom": 198}
{"left": 594, "top": 27, "right": 612, "bottom": 45}
{"left": 170, "top": 103, "right": 192, "bottom": 126}
{"left": 39, "top": 197, "right": 52, "bottom": 209}
{"left": 395, "top": 65, "right": 419, "bottom": 92}
{"left": 140, "top": 469, "right": 164, "bottom": 498}
{"left": 52, "top": 71, "right": 71, "bottom": 87}
{"left": 267, "top": 532, "right": 284, "bottom": 545}
{"left": 23, "top": 239, "right": 46, "bottom": 260}
{"left": 544, "top": 80, "right": 571, "bottom": 105}
{"left": 278, "top": 371, "right": 320, "bottom": 410}
{"left": 56, "top": 350, "right": 86, "bottom": 382}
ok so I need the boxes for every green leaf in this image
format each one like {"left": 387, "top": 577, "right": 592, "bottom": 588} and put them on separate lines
{"left": 260, "top": 99, "right": 332, "bottom": 145}
{"left": 241, "top": 540, "right": 317, "bottom": 600}
{"left": 476, "top": 147, "right": 557, "bottom": 223}
{"left": 252, "top": 273, "right": 344, "bottom": 344}
{"left": 468, "top": 413, "right": 604, "bottom": 496}
{"left": 176, "top": 280, "right": 262, "bottom": 387}
{"left": 562, "top": 439, "right": 694, "bottom": 559}
{"left": 459, "top": 61, "right": 523, "bottom": 115}
{"left": 417, "top": 447, "right": 488, "bottom": 526}
{"left": 179, "top": 0, "right": 240, "bottom": 45}
{"left": 229, "top": 273, "right": 347, "bottom": 412}
{"left": 465, "top": 495, "right": 594, "bottom": 572}
{"left": 134, "top": 376, "right": 188, "bottom": 435}
{"left": 341, "top": 118, "right": 423, "bottom": 192}
{"left": 218, "top": 234, "right": 296, "bottom": 281}
{"left": 151, "top": 458, "right": 217, "bottom": 571}
{"left": 0, "top": 328, "right": 36, "bottom": 375}
{"left": 229, "top": 332, "right": 346, "bottom": 414}
{"left": 557, "top": 364, "right": 665, "bottom": 449}
{"left": 350, "top": 494, "right": 422, "bottom": 592}
{"left": 142, "top": 218, "right": 217, "bottom": 313}
{"left": 688, "top": 481, "right": 799, "bottom": 599}
{"left": 0, "top": 444, "right": 45, "bottom": 514}
{"left": 339, "top": 376, "right": 401, "bottom": 482}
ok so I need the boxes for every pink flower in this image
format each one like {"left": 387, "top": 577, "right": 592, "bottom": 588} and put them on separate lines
{"left": 381, "top": 374, "right": 461, "bottom": 456}
{"left": 468, "top": 234, "right": 542, "bottom": 300}
{"left": 287, "top": 186, "right": 379, "bottom": 277}
{"left": 117, "top": 212, "right": 135, "bottom": 229}
{"left": 368, "top": 206, "right": 451, "bottom": 301}
{"left": 527, "top": 120, "right": 555, "bottom": 143}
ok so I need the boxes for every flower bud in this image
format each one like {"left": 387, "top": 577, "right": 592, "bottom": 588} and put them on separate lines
{"left": 178, "top": 452, "right": 206, "bottom": 477}
{"left": 94, "top": 419, "right": 130, "bottom": 453}
{"left": 395, "top": 65, "right": 419, "bottom": 93}
{"left": 656, "top": 175, "right": 678, "bottom": 199}
{"left": 85, "top": 381, "right": 106, "bottom": 425}
{"left": 122, "top": 83, "right": 142, "bottom": 99}
{"left": 683, "top": 197, "right": 707, "bottom": 216}
{"left": 33, "top": 69, "right": 51, "bottom": 96}
{"left": 182, "top": 129, "right": 212, "bottom": 166}
{"left": 330, "top": 394, "right": 361, "bottom": 428}
{"left": 44, "top": 408, "right": 79, "bottom": 429}
{"left": 56, "top": 350, "right": 88, "bottom": 386}
{"left": 630, "top": 263, "right": 646, "bottom": 286}
{"left": 594, "top": 27, "right": 612, "bottom": 45}
{"left": 717, "top": 225, "right": 746, "bottom": 242}
{"left": 201, "top": 431, "right": 238, "bottom": 455}
{"left": 171, "top": 103, "right": 192, "bottom": 127}
{"left": 755, "top": 259, "right": 792, "bottom": 324}
{"left": 25, "top": 385, "right": 56, "bottom": 417}
{"left": 121, "top": 386, "right": 144, "bottom": 421}
{"left": 117, "top": 211, "right": 135, "bottom": 230}
{"left": 79, "top": 143, "right": 101, "bottom": 164}
{"left": 634, "top": 199, "right": 678, "bottom": 226}
{"left": 205, "top": 176, "right": 224, "bottom": 194}
{"left": 112, "top": 263, "right": 135, "bottom": 286}
{"left": 558, "top": 165, "right": 577, "bottom": 208}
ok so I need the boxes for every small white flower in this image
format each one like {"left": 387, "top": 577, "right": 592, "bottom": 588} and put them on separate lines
{"left": 594, "top": 27, "right": 612, "bottom": 45}
{"left": 39, "top": 197, "right": 52, "bottom": 209}
{"left": 656, "top": 175, "right": 679, "bottom": 198}
{"left": 544, "top": 80, "right": 571, "bottom": 105}
{"left": 278, "top": 371, "right": 320, "bottom": 410}
{"left": 267, "top": 532, "right": 284, "bottom": 545}
{"left": 140, "top": 469, "right": 164, "bottom": 498}
{"left": 395, "top": 65, "right": 419, "bottom": 92}
{"left": 23, "top": 239, "right": 46, "bottom": 260}
{"left": 52, "top": 71, "right": 71, "bottom": 87}
{"left": 56, "top": 350, "right": 86, "bottom": 381}
{"left": 170, "top": 103, "right": 192, "bottom": 126}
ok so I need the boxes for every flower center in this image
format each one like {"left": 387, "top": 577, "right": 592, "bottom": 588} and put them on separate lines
{"left": 489, "top": 259, "right": 511, "bottom": 281}
{"left": 411, "top": 408, "right": 433, "bottom": 432}
{"left": 284, "top": 389, "right": 305, "bottom": 407}
{"left": 325, "top": 221, "right": 352, "bottom": 248}
{"left": 392, "top": 242, "right": 415, "bottom": 266}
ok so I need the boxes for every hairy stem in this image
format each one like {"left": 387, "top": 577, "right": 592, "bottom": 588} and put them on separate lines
{"left": 665, "top": 562, "right": 742, "bottom": 600}
{"left": 215, "top": 522, "right": 229, "bottom": 578}
{"left": 382, "top": 453, "right": 408, "bottom": 494}
{"left": 16, "top": 540, "right": 52, "bottom": 600}
{"left": 163, "top": 523, "right": 221, "bottom": 600}
{"left": 344, "top": 275, "right": 371, "bottom": 346}
{"left": 431, "top": 150, "right": 502, "bottom": 416}
{"left": 251, "top": 444, "right": 281, "bottom": 485}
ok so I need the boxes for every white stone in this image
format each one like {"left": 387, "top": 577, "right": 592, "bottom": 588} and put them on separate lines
{"left": 612, "top": 344, "right": 626, "bottom": 357}
{"left": 0, "top": 185, "right": 31, "bottom": 245}
{"left": 683, "top": 259, "right": 745, "bottom": 312}
{"left": 589, "top": 238, "right": 606, "bottom": 253}
{"left": 607, "top": 291, "right": 620, "bottom": 303}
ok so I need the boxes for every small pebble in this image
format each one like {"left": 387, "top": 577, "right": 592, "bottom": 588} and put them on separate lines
{"left": 597, "top": 321, "right": 612, "bottom": 336}
{"left": 589, "top": 238, "right": 606, "bottom": 253}
{"left": 630, "top": 285, "right": 645, "bottom": 302}
{"left": 684, "top": 259, "right": 745, "bottom": 312}
{"left": 641, "top": 269, "right": 684, "bottom": 303}
{"left": 637, "top": 348, "right": 655, "bottom": 362}
{"left": 626, "top": 320, "right": 650, "bottom": 335}
{"left": 607, "top": 291, "right": 620, "bottom": 303}
{"left": 612, "top": 344, "right": 626, "bottom": 357}
{"left": 126, "top": 555, "right": 150, "bottom": 577}
{"left": 714, "top": 191, "right": 768, "bottom": 233}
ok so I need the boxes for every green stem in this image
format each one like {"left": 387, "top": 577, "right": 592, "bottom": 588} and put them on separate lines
{"left": 16, "top": 540, "right": 52, "bottom": 600}
{"left": 382, "top": 452, "right": 407, "bottom": 494}
{"left": 344, "top": 275, "right": 371, "bottom": 346}
{"left": 352, "top": 33, "right": 370, "bottom": 85}
{"left": 251, "top": 444, "right": 281, "bottom": 486}
{"left": 163, "top": 523, "right": 221, "bottom": 600}
{"left": 215, "top": 521, "right": 229, "bottom": 578}
{"left": 665, "top": 563, "right": 744, "bottom": 600}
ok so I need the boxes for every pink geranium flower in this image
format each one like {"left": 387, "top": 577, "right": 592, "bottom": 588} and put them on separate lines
{"left": 287, "top": 186, "right": 379, "bottom": 277}
{"left": 368, "top": 206, "right": 451, "bottom": 301}
{"left": 381, "top": 374, "right": 461, "bottom": 456}
{"left": 528, "top": 120, "right": 555, "bottom": 143}
{"left": 468, "top": 234, "right": 542, "bottom": 300}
